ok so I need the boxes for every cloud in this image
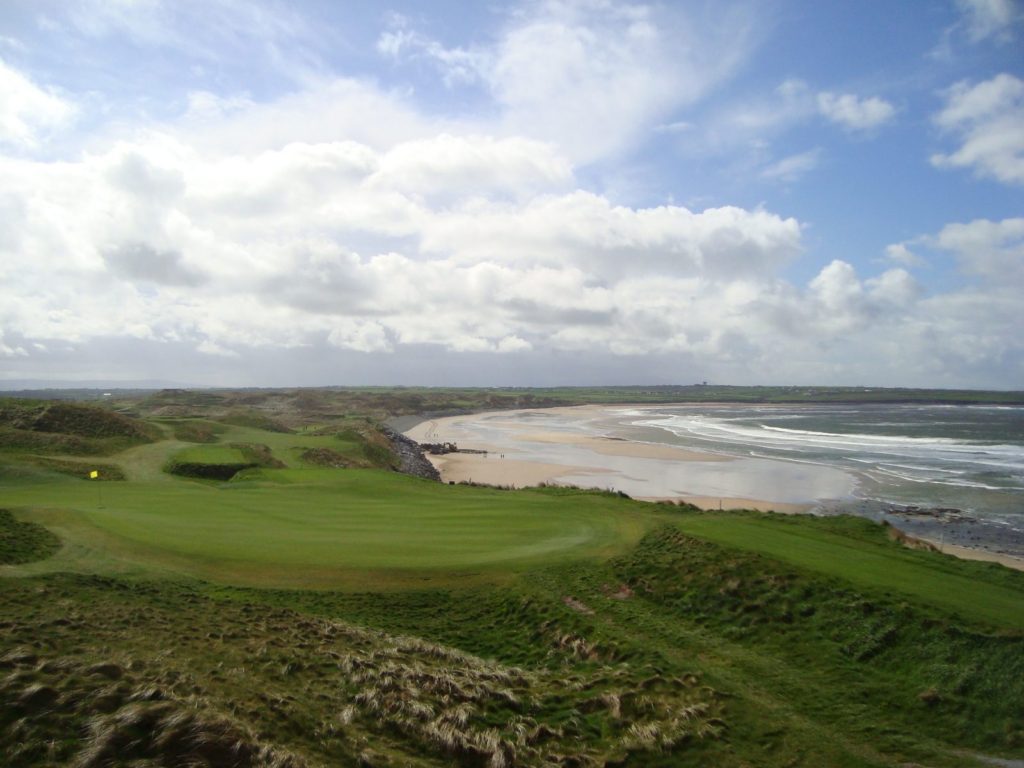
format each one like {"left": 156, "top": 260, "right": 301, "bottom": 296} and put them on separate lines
{"left": 419, "top": 192, "right": 802, "bottom": 279}
{"left": 1, "top": 1, "right": 1020, "bottom": 388}
{"left": 884, "top": 243, "right": 926, "bottom": 268}
{"left": 176, "top": 78, "right": 453, "bottom": 156}
{"left": 372, "top": 134, "right": 573, "bottom": 200}
{"left": 496, "top": 335, "right": 532, "bottom": 353}
{"left": 0, "top": 122, "right": 808, "bottom": 364}
{"left": 103, "top": 242, "right": 206, "bottom": 286}
{"left": 63, "top": 0, "right": 325, "bottom": 85}
{"left": 379, "top": 1, "right": 758, "bottom": 164}
{"left": 0, "top": 58, "right": 75, "bottom": 149}
{"left": 955, "top": 0, "right": 1022, "bottom": 42}
{"left": 376, "top": 14, "right": 487, "bottom": 87}
{"left": 760, "top": 148, "right": 821, "bottom": 182}
{"left": 934, "top": 216, "right": 1024, "bottom": 283}
{"left": 327, "top": 319, "right": 392, "bottom": 353}
{"left": 931, "top": 72, "right": 1024, "bottom": 185}
{"left": 197, "top": 339, "right": 239, "bottom": 357}
{"left": 0, "top": 331, "right": 28, "bottom": 358}
{"left": 817, "top": 92, "right": 896, "bottom": 132}
{"left": 3, "top": 126, "right": 1019, "bottom": 384}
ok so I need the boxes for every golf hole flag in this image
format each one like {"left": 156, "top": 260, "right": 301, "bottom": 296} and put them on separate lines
{"left": 89, "top": 470, "right": 99, "bottom": 479}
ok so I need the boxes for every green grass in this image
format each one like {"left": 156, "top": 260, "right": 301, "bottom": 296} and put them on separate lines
{"left": 2, "top": 392, "right": 1024, "bottom": 767}
{"left": 0, "top": 509, "right": 61, "bottom": 564}
{"left": 171, "top": 444, "right": 250, "bottom": 464}
{"left": 164, "top": 419, "right": 226, "bottom": 443}
{"left": 670, "top": 512, "right": 1024, "bottom": 629}
{"left": 3, "top": 470, "right": 654, "bottom": 587}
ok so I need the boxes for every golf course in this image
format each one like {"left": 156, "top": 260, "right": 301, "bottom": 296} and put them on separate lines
{"left": 2, "top": 387, "right": 1024, "bottom": 767}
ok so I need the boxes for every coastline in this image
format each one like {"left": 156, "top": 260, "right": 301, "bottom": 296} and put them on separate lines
{"left": 918, "top": 537, "right": 1024, "bottom": 571}
{"left": 404, "top": 404, "right": 1024, "bottom": 573}
{"left": 404, "top": 405, "right": 852, "bottom": 505}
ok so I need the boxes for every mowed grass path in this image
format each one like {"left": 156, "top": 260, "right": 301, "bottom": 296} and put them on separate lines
{"left": 4, "top": 469, "right": 655, "bottom": 588}
{"left": 673, "top": 514, "right": 1024, "bottom": 629}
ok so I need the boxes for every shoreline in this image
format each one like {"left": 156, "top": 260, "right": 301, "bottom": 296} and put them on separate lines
{"left": 404, "top": 405, "right": 851, "bottom": 505}
{"left": 404, "top": 405, "right": 1024, "bottom": 573}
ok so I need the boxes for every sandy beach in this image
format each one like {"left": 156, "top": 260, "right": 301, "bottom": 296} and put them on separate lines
{"left": 405, "top": 405, "right": 1024, "bottom": 572}
{"left": 404, "top": 406, "right": 845, "bottom": 513}
{"left": 919, "top": 538, "right": 1024, "bottom": 572}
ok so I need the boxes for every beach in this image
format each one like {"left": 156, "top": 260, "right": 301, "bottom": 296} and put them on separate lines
{"left": 405, "top": 405, "right": 845, "bottom": 513}
{"left": 405, "top": 404, "right": 1024, "bottom": 571}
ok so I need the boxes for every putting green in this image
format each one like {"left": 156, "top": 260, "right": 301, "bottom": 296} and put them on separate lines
{"left": 3, "top": 469, "right": 653, "bottom": 587}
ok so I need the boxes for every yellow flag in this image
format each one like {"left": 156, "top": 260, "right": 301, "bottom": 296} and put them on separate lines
{"left": 89, "top": 470, "right": 99, "bottom": 479}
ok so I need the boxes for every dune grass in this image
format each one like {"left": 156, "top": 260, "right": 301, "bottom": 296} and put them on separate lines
{"left": 671, "top": 512, "right": 1024, "bottom": 629}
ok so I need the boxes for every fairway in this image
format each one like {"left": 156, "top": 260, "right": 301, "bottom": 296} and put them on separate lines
{"left": 4, "top": 468, "right": 653, "bottom": 587}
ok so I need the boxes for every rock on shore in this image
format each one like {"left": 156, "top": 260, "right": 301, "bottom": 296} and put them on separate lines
{"left": 381, "top": 426, "right": 441, "bottom": 482}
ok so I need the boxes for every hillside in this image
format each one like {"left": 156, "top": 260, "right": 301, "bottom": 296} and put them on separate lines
{"left": 1, "top": 389, "right": 1022, "bottom": 766}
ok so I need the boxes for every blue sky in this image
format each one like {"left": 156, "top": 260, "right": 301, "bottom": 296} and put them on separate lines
{"left": 0, "top": 0, "right": 1021, "bottom": 388}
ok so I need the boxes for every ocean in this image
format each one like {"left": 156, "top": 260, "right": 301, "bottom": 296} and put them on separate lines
{"left": 626, "top": 403, "right": 1024, "bottom": 521}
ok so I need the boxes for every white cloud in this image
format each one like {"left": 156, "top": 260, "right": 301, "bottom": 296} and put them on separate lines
{"left": 0, "top": 331, "right": 28, "bottom": 358}
{"left": 931, "top": 73, "right": 1024, "bottom": 185}
{"left": 420, "top": 192, "right": 802, "bottom": 279}
{"left": 371, "top": 134, "right": 573, "bottom": 200}
{"left": 2, "top": 120, "right": 1019, "bottom": 383}
{"left": 0, "top": 125, "right": 807, "bottom": 362}
{"left": 327, "top": 320, "right": 392, "bottom": 353}
{"left": 955, "top": 0, "right": 1021, "bottom": 42}
{"left": 1, "top": 2, "right": 1020, "bottom": 387}
{"left": 378, "top": 1, "right": 758, "bottom": 164}
{"left": 176, "top": 78, "right": 455, "bottom": 156}
{"left": 197, "top": 339, "right": 239, "bottom": 357}
{"left": 760, "top": 148, "right": 821, "bottom": 182}
{"left": 817, "top": 92, "right": 896, "bottom": 132}
{"left": 884, "top": 243, "right": 926, "bottom": 267}
{"left": 376, "top": 14, "right": 487, "bottom": 87}
{"left": 496, "top": 335, "right": 532, "bottom": 353}
{"left": 934, "top": 216, "right": 1024, "bottom": 283}
{"left": 0, "top": 58, "right": 75, "bottom": 149}
{"left": 65, "top": 0, "right": 325, "bottom": 84}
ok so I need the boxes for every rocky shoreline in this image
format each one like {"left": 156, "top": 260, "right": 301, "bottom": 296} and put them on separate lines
{"left": 817, "top": 499, "right": 1024, "bottom": 563}
{"left": 382, "top": 426, "right": 441, "bottom": 482}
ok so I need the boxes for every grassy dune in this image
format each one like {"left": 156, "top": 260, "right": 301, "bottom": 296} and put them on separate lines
{"left": 673, "top": 513, "right": 1024, "bottom": 628}
{"left": 2, "top": 392, "right": 1023, "bottom": 766}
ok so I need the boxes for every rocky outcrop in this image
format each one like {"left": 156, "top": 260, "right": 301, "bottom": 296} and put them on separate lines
{"left": 381, "top": 427, "right": 441, "bottom": 481}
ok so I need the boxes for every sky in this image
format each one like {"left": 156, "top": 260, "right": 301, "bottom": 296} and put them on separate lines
{"left": 0, "top": 0, "right": 1022, "bottom": 389}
